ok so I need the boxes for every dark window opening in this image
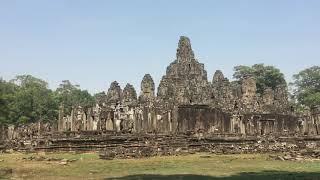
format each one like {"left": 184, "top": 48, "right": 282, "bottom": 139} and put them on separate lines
{"left": 234, "top": 102, "right": 238, "bottom": 109}
{"left": 290, "top": 106, "right": 294, "bottom": 112}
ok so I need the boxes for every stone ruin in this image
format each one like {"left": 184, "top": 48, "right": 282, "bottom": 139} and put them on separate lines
{"left": 54, "top": 36, "right": 318, "bottom": 136}
{"left": 1, "top": 36, "right": 320, "bottom": 159}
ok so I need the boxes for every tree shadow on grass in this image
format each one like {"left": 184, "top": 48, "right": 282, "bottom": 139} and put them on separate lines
{"left": 106, "top": 171, "right": 320, "bottom": 180}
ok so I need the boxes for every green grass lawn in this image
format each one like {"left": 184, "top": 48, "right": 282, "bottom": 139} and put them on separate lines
{"left": 0, "top": 152, "right": 320, "bottom": 179}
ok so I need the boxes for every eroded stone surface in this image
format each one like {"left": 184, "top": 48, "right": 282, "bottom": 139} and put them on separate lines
{"left": 106, "top": 81, "right": 122, "bottom": 104}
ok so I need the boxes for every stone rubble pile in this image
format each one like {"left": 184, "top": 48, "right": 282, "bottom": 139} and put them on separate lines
{"left": 92, "top": 134, "right": 320, "bottom": 160}
{"left": 2, "top": 129, "right": 320, "bottom": 160}
{"left": 271, "top": 149, "right": 320, "bottom": 161}
{"left": 0, "top": 168, "right": 12, "bottom": 177}
{"left": 0, "top": 145, "right": 5, "bottom": 153}
{"left": 21, "top": 155, "right": 78, "bottom": 165}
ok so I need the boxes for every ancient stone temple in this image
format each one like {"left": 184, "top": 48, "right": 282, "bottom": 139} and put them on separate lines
{"left": 52, "top": 36, "right": 316, "bottom": 136}
{"left": 3, "top": 36, "right": 320, "bottom": 159}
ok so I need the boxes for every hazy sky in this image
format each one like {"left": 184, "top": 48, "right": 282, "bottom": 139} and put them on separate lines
{"left": 1, "top": 0, "right": 319, "bottom": 94}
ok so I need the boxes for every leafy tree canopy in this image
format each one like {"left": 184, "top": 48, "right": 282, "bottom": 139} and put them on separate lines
{"left": 94, "top": 92, "right": 107, "bottom": 106}
{"left": 292, "top": 66, "right": 320, "bottom": 108}
{"left": 0, "top": 75, "right": 58, "bottom": 124}
{"left": 0, "top": 78, "right": 19, "bottom": 124}
{"left": 233, "top": 64, "right": 287, "bottom": 94}
{"left": 0, "top": 76, "right": 95, "bottom": 125}
{"left": 55, "top": 80, "right": 95, "bottom": 114}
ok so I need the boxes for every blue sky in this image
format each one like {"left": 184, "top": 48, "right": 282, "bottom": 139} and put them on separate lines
{"left": 1, "top": 0, "right": 319, "bottom": 94}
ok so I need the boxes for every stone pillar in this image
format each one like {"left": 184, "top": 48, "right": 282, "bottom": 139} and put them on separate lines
{"left": 58, "top": 105, "right": 64, "bottom": 131}
{"left": 311, "top": 106, "right": 320, "bottom": 135}
{"left": 172, "top": 106, "right": 179, "bottom": 132}
{"left": 38, "top": 121, "right": 41, "bottom": 136}
{"left": 168, "top": 111, "right": 172, "bottom": 132}
{"left": 70, "top": 108, "right": 75, "bottom": 131}
{"left": 87, "top": 108, "right": 93, "bottom": 131}
{"left": 106, "top": 111, "right": 114, "bottom": 130}
{"left": 7, "top": 125, "right": 15, "bottom": 140}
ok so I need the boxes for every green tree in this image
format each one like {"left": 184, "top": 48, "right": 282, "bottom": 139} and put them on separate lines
{"left": 0, "top": 78, "right": 18, "bottom": 124}
{"left": 55, "top": 80, "right": 94, "bottom": 114}
{"left": 1, "top": 76, "right": 95, "bottom": 125}
{"left": 292, "top": 66, "right": 320, "bottom": 108}
{"left": 233, "top": 64, "right": 286, "bottom": 94}
{"left": 4, "top": 75, "right": 58, "bottom": 124}
{"left": 13, "top": 75, "right": 58, "bottom": 123}
{"left": 94, "top": 92, "right": 107, "bottom": 105}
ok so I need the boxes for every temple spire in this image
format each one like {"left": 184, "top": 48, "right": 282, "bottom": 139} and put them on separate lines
{"left": 176, "top": 36, "right": 195, "bottom": 62}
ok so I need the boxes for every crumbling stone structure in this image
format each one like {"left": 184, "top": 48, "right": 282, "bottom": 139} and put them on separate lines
{"left": 53, "top": 36, "right": 316, "bottom": 136}
{"left": 308, "top": 105, "right": 320, "bottom": 134}
{"left": 2, "top": 36, "right": 320, "bottom": 158}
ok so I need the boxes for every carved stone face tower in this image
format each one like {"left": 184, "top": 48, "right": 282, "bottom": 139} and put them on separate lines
{"left": 176, "top": 36, "right": 195, "bottom": 63}
{"left": 158, "top": 36, "right": 210, "bottom": 105}
{"left": 241, "top": 76, "right": 257, "bottom": 104}
{"left": 212, "top": 70, "right": 225, "bottom": 83}
{"left": 262, "top": 88, "right": 274, "bottom": 106}
{"left": 140, "top": 74, "right": 155, "bottom": 100}
{"left": 106, "top": 81, "right": 122, "bottom": 104}
{"left": 122, "top": 83, "right": 137, "bottom": 105}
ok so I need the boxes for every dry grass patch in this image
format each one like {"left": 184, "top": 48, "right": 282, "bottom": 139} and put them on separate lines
{"left": 0, "top": 152, "right": 319, "bottom": 179}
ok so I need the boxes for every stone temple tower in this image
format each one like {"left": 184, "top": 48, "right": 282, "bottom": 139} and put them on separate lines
{"left": 139, "top": 74, "right": 155, "bottom": 102}
{"left": 176, "top": 36, "right": 195, "bottom": 63}
{"left": 157, "top": 36, "right": 210, "bottom": 105}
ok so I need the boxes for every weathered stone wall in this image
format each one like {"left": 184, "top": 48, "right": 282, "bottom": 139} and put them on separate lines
{"left": 310, "top": 106, "right": 320, "bottom": 134}
{"left": 176, "top": 106, "right": 301, "bottom": 136}
{"left": 177, "top": 105, "right": 231, "bottom": 133}
{"left": 241, "top": 114, "right": 300, "bottom": 136}
{"left": 3, "top": 122, "right": 53, "bottom": 142}
{"left": 5, "top": 132, "right": 320, "bottom": 160}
